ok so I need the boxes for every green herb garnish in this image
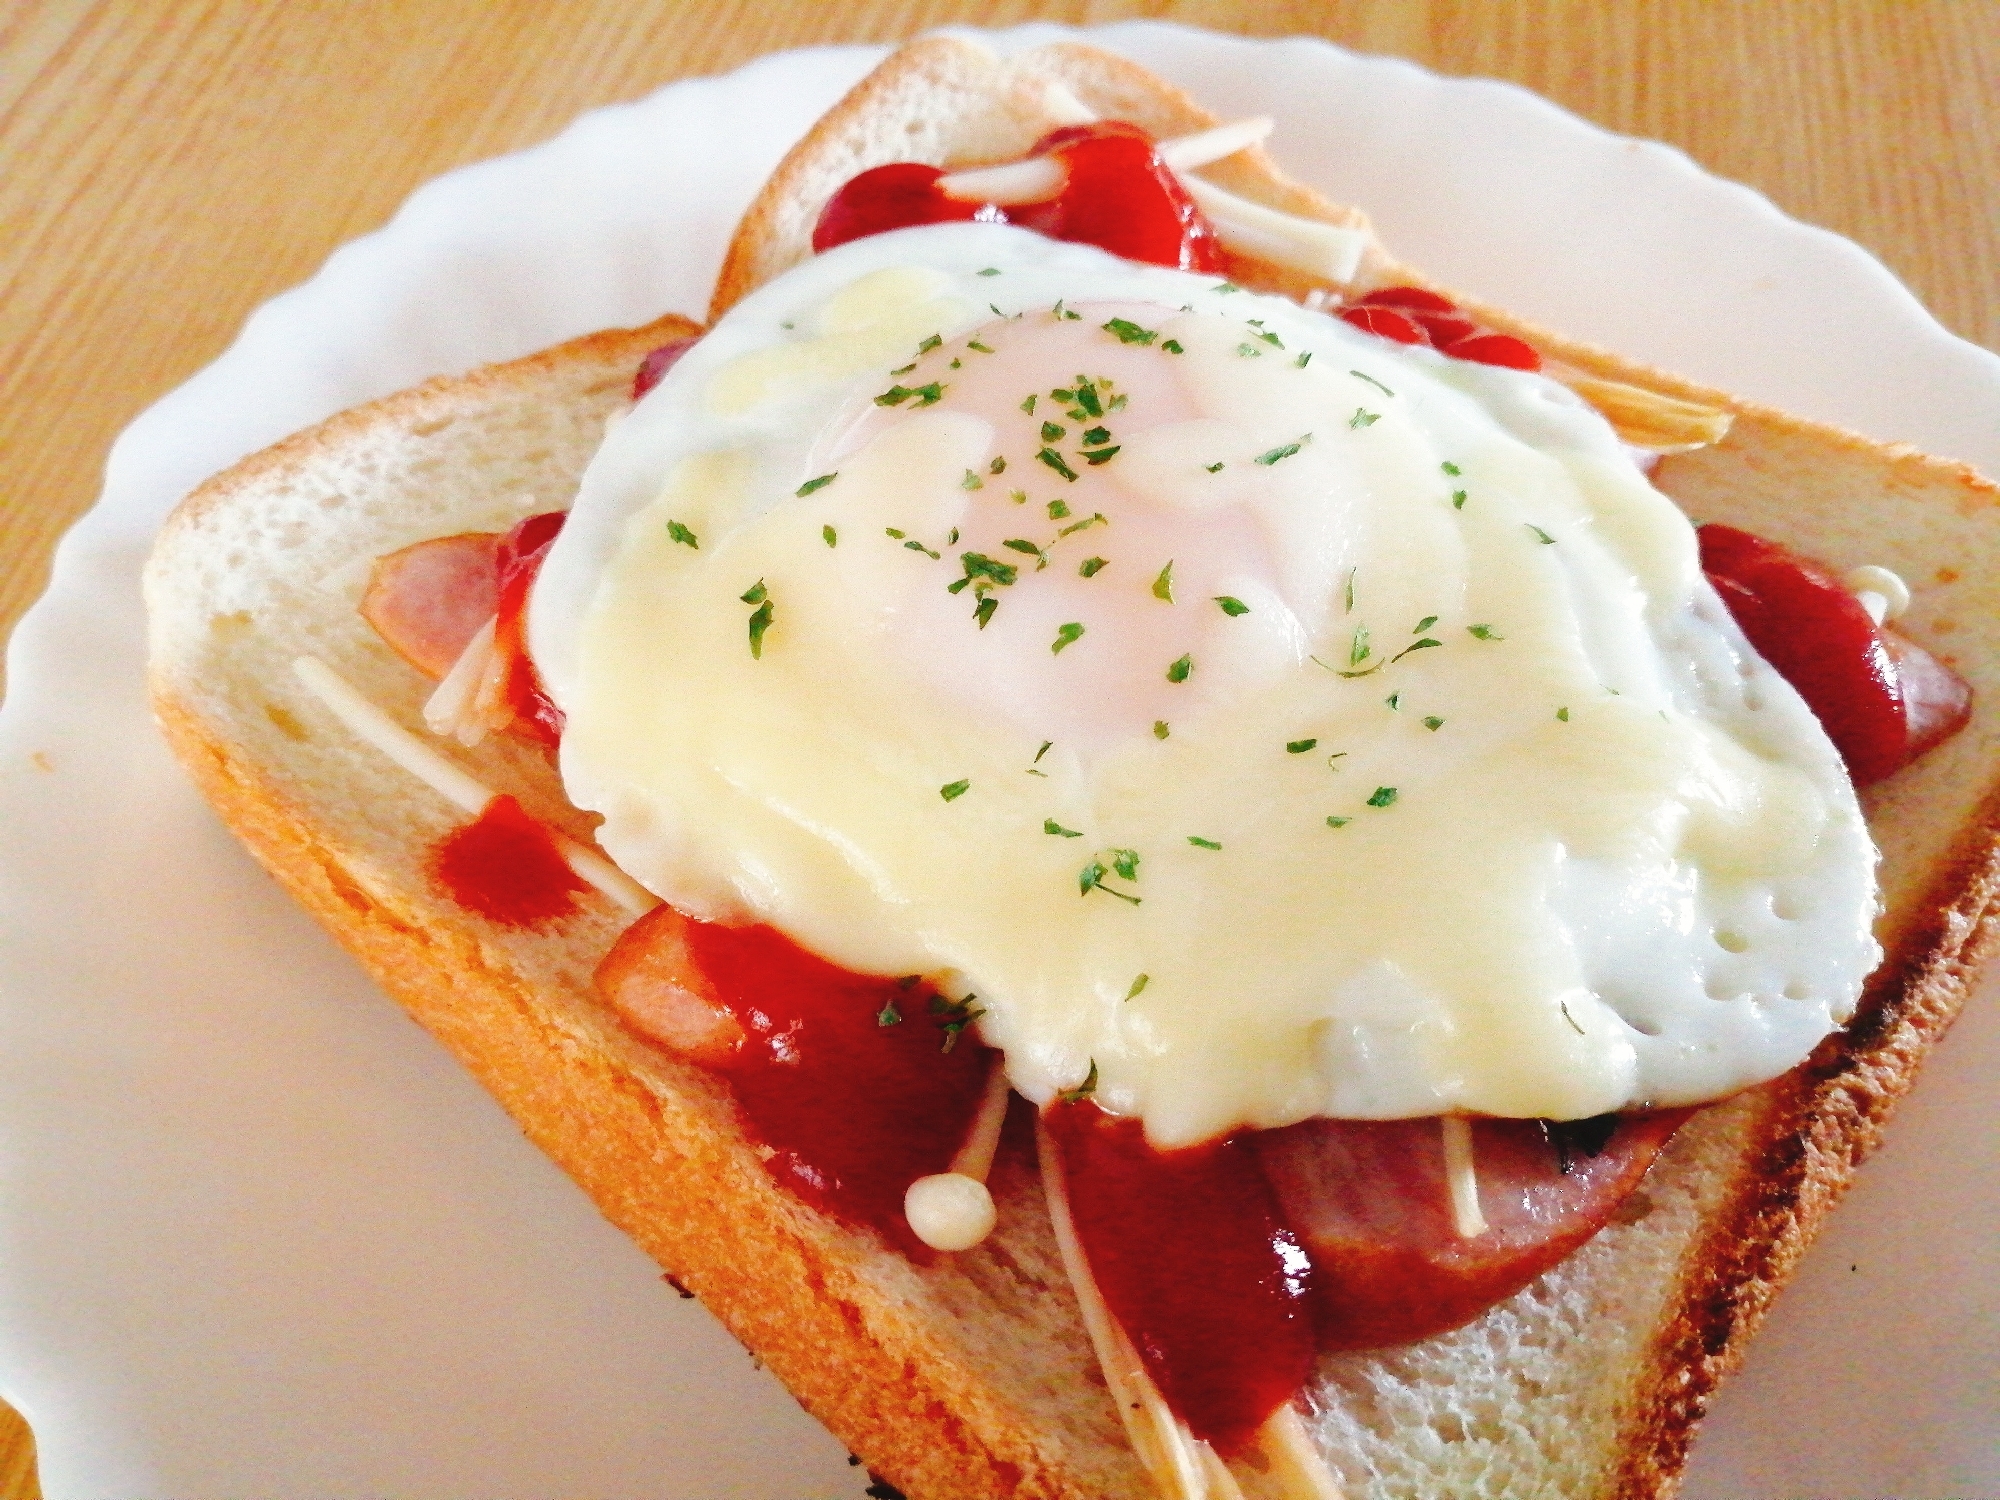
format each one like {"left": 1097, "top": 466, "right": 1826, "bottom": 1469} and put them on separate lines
{"left": 931, "top": 993, "right": 988, "bottom": 1053}
{"left": 1287, "top": 738, "right": 1318, "bottom": 754}
{"left": 1255, "top": 438, "right": 1306, "bottom": 465}
{"left": 1215, "top": 596, "right": 1250, "bottom": 616}
{"left": 1152, "top": 561, "right": 1175, "bottom": 602}
{"left": 1527, "top": 524, "right": 1556, "bottom": 545}
{"left": 1467, "top": 624, "right": 1504, "bottom": 641}
{"left": 1126, "top": 974, "right": 1150, "bottom": 1000}
{"left": 1187, "top": 836, "right": 1222, "bottom": 850}
{"left": 1078, "top": 860, "right": 1140, "bottom": 905}
{"left": 1079, "top": 556, "right": 1108, "bottom": 577}
{"left": 667, "top": 520, "right": 699, "bottom": 548}
{"left": 795, "top": 473, "right": 836, "bottom": 498}
{"left": 940, "top": 779, "right": 971, "bottom": 802}
{"left": 1166, "top": 653, "right": 1192, "bottom": 683}
{"left": 958, "top": 552, "right": 1019, "bottom": 588}
{"left": 1367, "top": 786, "right": 1399, "bottom": 808}
{"left": 1058, "top": 1060, "right": 1099, "bottom": 1102}
{"left": 1104, "top": 317, "right": 1158, "bottom": 345}
{"left": 1153, "top": 720, "right": 1170, "bottom": 739}
{"left": 1349, "top": 408, "right": 1381, "bottom": 429}
{"left": 1423, "top": 716, "right": 1444, "bottom": 731}
{"left": 1037, "top": 447, "right": 1079, "bottom": 482}
{"left": 822, "top": 525, "right": 837, "bottom": 547}
{"left": 1051, "top": 622, "right": 1085, "bottom": 654}
{"left": 1045, "top": 818, "right": 1083, "bottom": 839}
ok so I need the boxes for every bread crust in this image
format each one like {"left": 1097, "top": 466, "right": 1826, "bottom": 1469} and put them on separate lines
{"left": 146, "top": 39, "right": 2000, "bottom": 1500}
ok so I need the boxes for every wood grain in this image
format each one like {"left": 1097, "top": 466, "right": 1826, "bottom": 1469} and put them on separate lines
{"left": 1, "top": 2, "right": 1994, "bottom": 1493}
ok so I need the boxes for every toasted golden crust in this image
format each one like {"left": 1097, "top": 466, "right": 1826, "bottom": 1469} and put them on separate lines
{"left": 147, "top": 38, "right": 2000, "bottom": 1500}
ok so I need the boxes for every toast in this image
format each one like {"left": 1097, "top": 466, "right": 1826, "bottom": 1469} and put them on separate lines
{"left": 145, "top": 37, "right": 2000, "bottom": 1500}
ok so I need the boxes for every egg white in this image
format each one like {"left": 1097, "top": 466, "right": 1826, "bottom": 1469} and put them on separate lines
{"left": 531, "top": 223, "right": 1878, "bottom": 1146}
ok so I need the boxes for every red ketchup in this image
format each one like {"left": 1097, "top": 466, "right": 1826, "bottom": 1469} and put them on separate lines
{"left": 1343, "top": 285, "right": 1542, "bottom": 372}
{"left": 491, "top": 512, "right": 568, "bottom": 748}
{"left": 1042, "top": 1103, "right": 1316, "bottom": 1455}
{"left": 814, "top": 121, "right": 1222, "bottom": 272}
{"left": 428, "top": 793, "right": 589, "bottom": 928}
{"left": 1255, "top": 1111, "right": 1690, "bottom": 1350}
{"left": 1698, "top": 523, "right": 1972, "bottom": 786}
{"left": 632, "top": 336, "right": 699, "bottom": 401}
{"left": 813, "top": 162, "right": 998, "bottom": 253}
{"left": 595, "top": 905, "right": 991, "bottom": 1254}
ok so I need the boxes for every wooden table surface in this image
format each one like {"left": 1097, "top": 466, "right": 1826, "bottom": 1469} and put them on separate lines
{"left": 2, "top": 1, "right": 1995, "bottom": 1493}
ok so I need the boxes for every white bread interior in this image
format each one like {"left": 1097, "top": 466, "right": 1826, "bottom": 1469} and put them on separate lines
{"left": 146, "top": 38, "right": 2000, "bottom": 1500}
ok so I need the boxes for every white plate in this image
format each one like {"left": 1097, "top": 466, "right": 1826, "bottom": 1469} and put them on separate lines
{"left": 1, "top": 21, "right": 1994, "bottom": 1498}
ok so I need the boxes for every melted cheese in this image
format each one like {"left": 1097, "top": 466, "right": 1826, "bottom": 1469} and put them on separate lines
{"left": 532, "top": 223, "right": 1879, "bottom": 1146}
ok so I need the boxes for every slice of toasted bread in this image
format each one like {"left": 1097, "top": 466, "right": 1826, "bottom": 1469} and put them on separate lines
{"left": 147, "top": 37, "right": 2000, "bottom": 1500}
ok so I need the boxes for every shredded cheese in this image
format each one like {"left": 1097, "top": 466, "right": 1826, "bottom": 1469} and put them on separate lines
{"left": 1843, "top": 564, "right": 1911, "bottom": 625}
{"left": 1158, "top": 116, "right": 1274, "bottom": 171}
{"left": 1557, "top": 373, "right": 1734, "bottom": 455}
{"left": 424, "top": 615, "right": 499, "bottom": 745}
{"left": 937, "top": 156, "right": 1066, "bottom": 206}
{"left": 1180, "top": 176, "right": 1369, "bottom": 284}
{"left": 1039, "top": 81, "right": 1098, "bottom": 127}
{"left": 1440, "top": 1116, "right": 1488, "bottom": 1239}
{"left": 292, "top": 655, "right": 657, "bottom": 916}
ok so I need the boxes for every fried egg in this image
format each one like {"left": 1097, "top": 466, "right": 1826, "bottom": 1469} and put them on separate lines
{"left": 530, "top": 223, "right": 1878, "bottom": 1147}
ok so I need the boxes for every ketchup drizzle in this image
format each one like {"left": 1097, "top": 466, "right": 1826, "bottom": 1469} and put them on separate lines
{"left": 491, "top": 512, "right": 567, "bottom": 748}
{"left": 596, "top": 908, "right": 991, "bottom": 1254}
{"left": 429, "top": 794, "right": 588, "bottom": 928}
{"left": 1699, "top": 523, "right": 1971, "bottom": 785}
{"left": 813, "top": 122, "right": 1222, "bottom": 272}
{"left": 1043, "top": 1103, "right": 1315, "bottom": 1454}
